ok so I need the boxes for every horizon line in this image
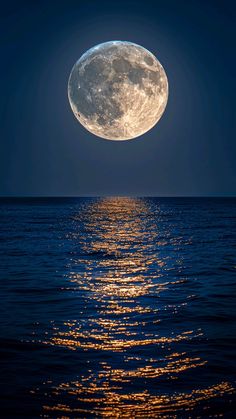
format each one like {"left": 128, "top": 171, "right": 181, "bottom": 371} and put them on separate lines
{"left": 0, "top": 195, "right": 235, "bottom": 199}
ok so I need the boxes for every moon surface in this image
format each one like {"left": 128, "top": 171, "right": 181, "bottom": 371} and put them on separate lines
{"left": 68, "top": 41, "right": 168, "bottom": 141}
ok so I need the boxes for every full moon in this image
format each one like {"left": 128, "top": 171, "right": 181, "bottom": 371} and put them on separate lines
{"left": 68, "top": 41, "right": 168, "bottom": 141}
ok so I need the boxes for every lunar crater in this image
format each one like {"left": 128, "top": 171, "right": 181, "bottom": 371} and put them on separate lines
{"left": 68, "top": 41, "right": 168, "bottom": 140}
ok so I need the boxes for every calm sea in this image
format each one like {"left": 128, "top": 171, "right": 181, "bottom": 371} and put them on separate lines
{"left": 0, "top": 197, "right": 236, "bottom": 418}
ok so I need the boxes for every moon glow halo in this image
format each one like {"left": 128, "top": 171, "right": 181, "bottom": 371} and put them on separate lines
{"left": 68, "top": 41, "right": 168, "bottom": 141}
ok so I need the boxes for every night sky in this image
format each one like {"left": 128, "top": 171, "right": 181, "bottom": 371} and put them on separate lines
{"left": 0, "top": 0, "right": 235, "bottom": 196}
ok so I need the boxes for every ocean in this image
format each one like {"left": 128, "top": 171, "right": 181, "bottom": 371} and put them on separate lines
{"left": 0, "top": 197, "right": 236, "bottom": 418}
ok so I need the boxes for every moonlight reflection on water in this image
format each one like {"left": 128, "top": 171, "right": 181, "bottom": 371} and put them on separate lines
{"left": 33, "top": 198, "right": 235, "bottom": 417}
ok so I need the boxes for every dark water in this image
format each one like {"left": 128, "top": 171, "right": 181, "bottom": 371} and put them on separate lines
{"left": 0, "top": 197, "right": 236, "bottom": 418}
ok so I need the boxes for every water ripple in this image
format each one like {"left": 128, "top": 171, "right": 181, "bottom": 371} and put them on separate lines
{"left": 0, "top": 197, "right": 235, "bottom": 417}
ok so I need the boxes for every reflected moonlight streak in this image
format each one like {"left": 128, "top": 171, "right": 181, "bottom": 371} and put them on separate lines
{"left": 37, "top": 198, "right": 234, "bottom": 417}
{"left": 68, "top": 41, "right": 168, "bottom": 140}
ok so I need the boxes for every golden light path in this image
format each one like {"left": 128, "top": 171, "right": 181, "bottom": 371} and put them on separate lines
{"left": 35, "top": 198, "right": 234, "bottom": 417}
{"left": 43, "top": 382, "right": 233, "bottom": 418}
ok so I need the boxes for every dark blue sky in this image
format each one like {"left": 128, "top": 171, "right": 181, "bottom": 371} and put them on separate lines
{"left": 0, "top": 0, "right": 235, "bottom": 196}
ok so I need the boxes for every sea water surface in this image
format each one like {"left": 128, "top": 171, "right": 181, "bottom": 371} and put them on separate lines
{"left": 0, "top": 197, "right": 236, "bottom": 418}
